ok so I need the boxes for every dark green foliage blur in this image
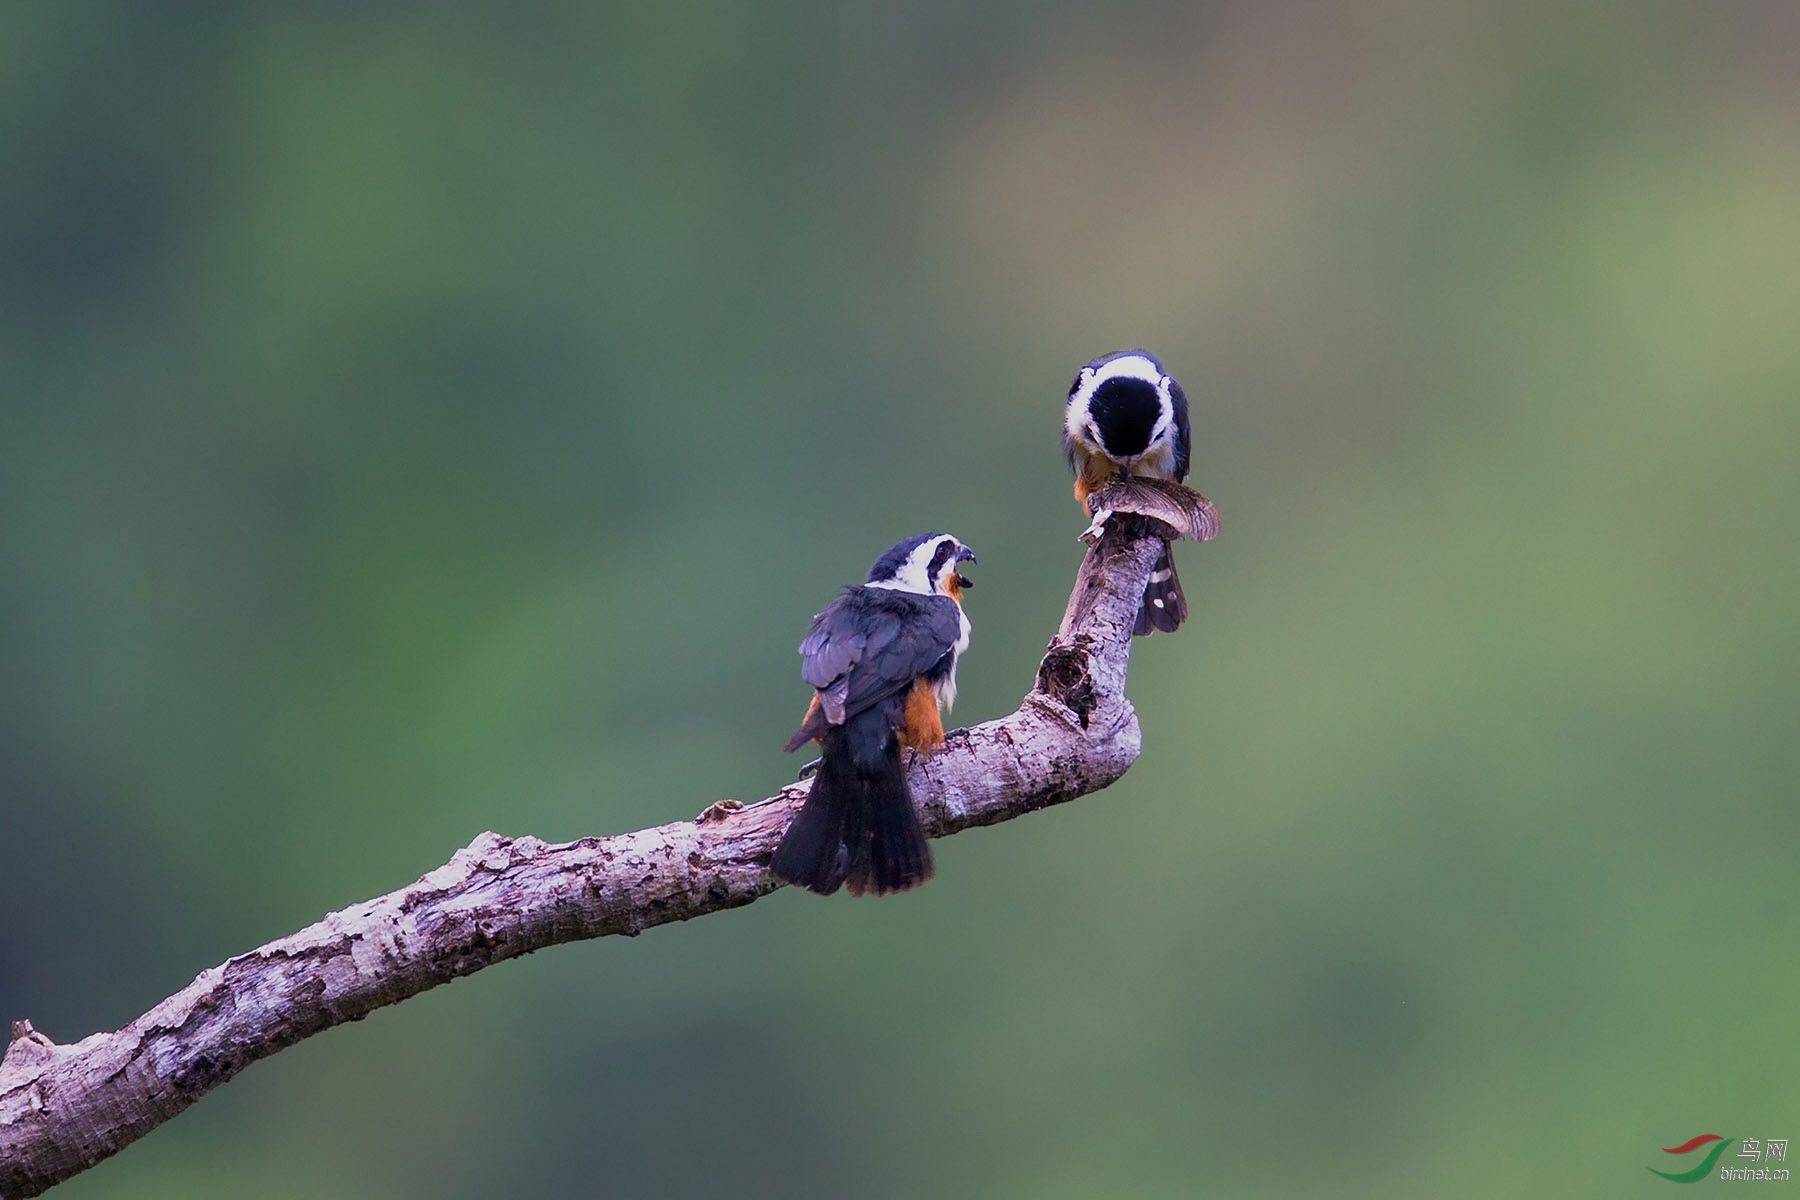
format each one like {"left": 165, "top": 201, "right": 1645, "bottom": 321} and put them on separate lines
{"left": 3, "top": 3, "right": 1796, "bottom": 1196}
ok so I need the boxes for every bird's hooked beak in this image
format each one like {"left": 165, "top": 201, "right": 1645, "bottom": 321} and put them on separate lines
{"left": 954, "top": 544, "right": 976, "bottom": 589}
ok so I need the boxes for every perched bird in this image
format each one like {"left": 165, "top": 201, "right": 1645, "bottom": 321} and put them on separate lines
{"left": 1063, "top": 349, "right": 1193, "bottom": 636}
{"left": 772, "top": 533, "right": 976, "bottom": 896}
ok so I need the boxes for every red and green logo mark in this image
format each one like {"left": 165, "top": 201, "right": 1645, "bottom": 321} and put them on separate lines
{"left": 1649, "top": 1135, "right": 1733, "bottom": 1182}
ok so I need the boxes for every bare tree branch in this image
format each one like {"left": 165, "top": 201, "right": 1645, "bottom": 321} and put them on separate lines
{"left": 0, "top": 519, "right": 1167, "bottom": 1198}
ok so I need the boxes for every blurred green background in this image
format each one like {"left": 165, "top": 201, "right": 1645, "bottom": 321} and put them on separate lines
{"left": 3, "top": 2, "right": 1796, "bottom": 1196}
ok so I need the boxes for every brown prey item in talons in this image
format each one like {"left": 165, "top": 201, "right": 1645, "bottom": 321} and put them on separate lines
{"left": 1082, "top": 476, "right": 1220, "bottom": 545}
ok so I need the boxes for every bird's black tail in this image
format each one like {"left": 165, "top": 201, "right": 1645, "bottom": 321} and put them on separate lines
{"left": 1134, "top": 539, "right": 1188, "bottom": 636}
{"left": 772, "top": 719, "right": 932, "bottom": 897}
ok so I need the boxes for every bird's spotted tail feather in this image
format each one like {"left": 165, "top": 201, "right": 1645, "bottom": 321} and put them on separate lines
{"left": 1134, "top": 540, "right": 1187, "bottom": 636}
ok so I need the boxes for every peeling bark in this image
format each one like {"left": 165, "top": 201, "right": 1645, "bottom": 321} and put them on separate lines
{"left": 0, "top": 520, "right": 1167, "bottom": 1198}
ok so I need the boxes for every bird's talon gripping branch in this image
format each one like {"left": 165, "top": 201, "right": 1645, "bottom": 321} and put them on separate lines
{"left": 1078, "top": 507, "right": 1113, "bottom": 544}
{"left": 793, "top": 757, "right": 822, "bottom": 781}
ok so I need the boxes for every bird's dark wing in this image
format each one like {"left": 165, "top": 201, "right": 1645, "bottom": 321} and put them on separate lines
{"left": 798, "top": 588, "right": 961, "bottom": 725}
{"left": 799, "top": 593, "right": 865, "bottom": 687}
{"left": 798, "top": 592, "right": 866, "bottom": 723}
{"left": 1168, "top": 376, "right": 1192, "bottom": 482}
{"left": 845, "top": 591, "right": 961, "bottom": 713}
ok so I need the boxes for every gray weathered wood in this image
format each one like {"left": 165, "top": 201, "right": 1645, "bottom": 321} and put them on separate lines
{"left": 0, "top": 520, "right": 1167, "bottom": 1198}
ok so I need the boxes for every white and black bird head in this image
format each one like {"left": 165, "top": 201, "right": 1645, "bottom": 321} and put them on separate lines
{"left": 1063, "top": 349, "right": 1192, "bottom": 487}
{"left": 863, "top": 532, "right": 975, "bottom": 711}
{"left": 864, "top": 532, "right": 977, "bottom": 601}
{"left": 860, "top": 532, "right": 979, "bottom": 604}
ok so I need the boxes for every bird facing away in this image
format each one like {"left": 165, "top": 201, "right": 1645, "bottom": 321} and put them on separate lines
{"left": 771, "top": 533, "right": 976, "bottom": 896}
{"left": 1063, "top": 349, "right": 1193, "bottom": 635}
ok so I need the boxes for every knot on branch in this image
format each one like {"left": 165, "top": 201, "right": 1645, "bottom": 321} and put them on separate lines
{"left": 458, "top": 830, "right": 541, "bottom": 873}
{"left": 1036, "top": 639, "right": 1099, "bottom": 727}
{"left": 695, "top": 799, "right": 747, "bottom": 824}
{"left": 2, "top": 1020, "right": 59, "bottom": 1076}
